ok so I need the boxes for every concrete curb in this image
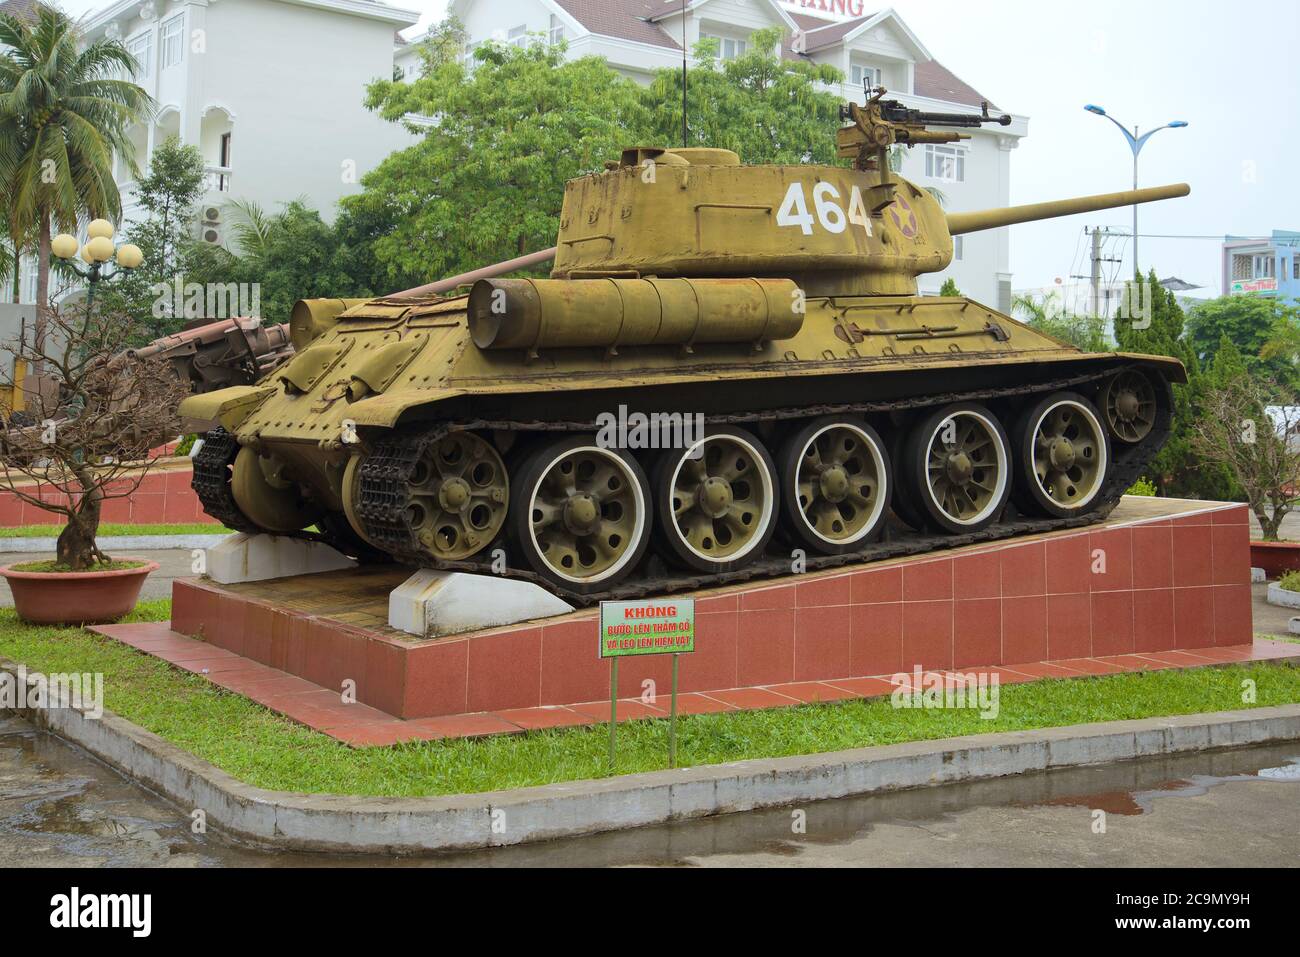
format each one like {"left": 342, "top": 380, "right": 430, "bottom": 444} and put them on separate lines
{"left": 3, "top": 655, "right": 1299, "bottom": 853}
{"left": 0, "top": 534, "right": 227, "bottom": 554}
{"left": 1267, "top": 582, "right": 1300, "bottom": 609}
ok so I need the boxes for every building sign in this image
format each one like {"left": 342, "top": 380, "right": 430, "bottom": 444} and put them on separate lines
{"left": 1231, "top": 278, "right": 1278, "bottom": 294}
{"left": 599, "top": 599, "right": 696, "bottom": 658}
{"left": 778, "top": 0, "right": 869, "bottom": 20}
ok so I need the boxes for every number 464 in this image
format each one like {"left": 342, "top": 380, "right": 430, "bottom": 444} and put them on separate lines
{"left": 776, "top": 181, "right": 873, "bottom": 237}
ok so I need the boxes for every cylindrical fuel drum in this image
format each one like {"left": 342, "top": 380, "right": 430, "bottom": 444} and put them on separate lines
{"left": 467, "top": 277, "right": 803, "bottom": 352}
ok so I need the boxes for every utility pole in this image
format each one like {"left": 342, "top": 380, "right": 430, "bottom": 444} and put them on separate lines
{"left": 1070, "top": 227, "right": 1124, "bottom": 321}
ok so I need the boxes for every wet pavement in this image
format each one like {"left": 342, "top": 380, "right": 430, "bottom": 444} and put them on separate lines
{"left": 2, "top": 713, "right": 1298, "bottom": 867}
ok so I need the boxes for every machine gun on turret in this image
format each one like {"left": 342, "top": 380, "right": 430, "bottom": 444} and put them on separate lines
{"left": 838, "top": 89, "right": 1013, "bottom": 211}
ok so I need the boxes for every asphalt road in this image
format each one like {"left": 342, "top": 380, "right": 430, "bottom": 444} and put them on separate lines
{"left": 1, "top": 714, "right": 1297, "bottom": 868}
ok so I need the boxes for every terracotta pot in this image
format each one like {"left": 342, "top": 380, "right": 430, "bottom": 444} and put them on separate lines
{"left": 1250, "top": 541, "right": 1300, "bottom": 579}
{"left": 0, "top": 559, "right": 160, "bottom": 626}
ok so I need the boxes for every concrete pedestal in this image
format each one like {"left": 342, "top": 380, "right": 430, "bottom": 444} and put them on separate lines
{"left": 388, "top": 569, "right": 574, "bottom": 638}
{"left": 206, "top": 533, "right": 355, "bottom": 585}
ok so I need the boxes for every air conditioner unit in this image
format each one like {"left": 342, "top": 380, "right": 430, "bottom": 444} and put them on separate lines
{"left": 203, "top": 226, "right": 221, "bottom": 244}
{"left": 203, "top": 206, "right": 221, "bottom": 224}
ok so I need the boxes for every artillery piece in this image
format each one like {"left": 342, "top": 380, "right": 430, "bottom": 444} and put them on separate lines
{"left": 181, "top": 94, "right": 1189, "bottom": 602}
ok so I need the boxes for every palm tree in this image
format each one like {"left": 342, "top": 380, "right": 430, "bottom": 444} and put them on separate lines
{"left": 0, "top": 4, "right": 153, "bottom": 345}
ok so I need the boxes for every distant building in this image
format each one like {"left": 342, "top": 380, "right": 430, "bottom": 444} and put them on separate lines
{"left": 1222, "top": 230, "right": 1300, "bottom": 303}
{"left": 397, "top": 0, "right": 1030, "bottom": 310}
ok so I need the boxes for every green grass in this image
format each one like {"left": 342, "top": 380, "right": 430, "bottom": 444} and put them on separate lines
{"left": 0, "top": 523, "right": 228, "bottom": 539}
{"left": 0, "top": 602, "right": 1297, "bottom": 798}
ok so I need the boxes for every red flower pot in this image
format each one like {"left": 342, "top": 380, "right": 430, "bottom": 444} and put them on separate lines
{"left": 1, "top": 559, "right": 160, "bottom": 626}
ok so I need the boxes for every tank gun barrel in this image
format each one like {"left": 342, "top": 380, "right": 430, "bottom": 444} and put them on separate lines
{"left": 946, "top": 183, "right": 1190, "bottom": 235}
{"left": 393, "top": 247, "right": 558, "bottom": 299}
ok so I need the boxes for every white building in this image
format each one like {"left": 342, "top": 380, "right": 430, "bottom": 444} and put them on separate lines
{"left": 397, "top": 0, "right": 1030, "bottom": 309}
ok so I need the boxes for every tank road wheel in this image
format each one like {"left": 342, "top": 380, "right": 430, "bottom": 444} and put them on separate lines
{"left": 1100, "top": 370, "right": 1158, "bottom": 444}
{"left": 404, "top": 432, "right": 509, "bottom": 561}
{"left": 510, "top": 436, "right": 652, "bottom": 594}
{"left": 777, "top": 416, "right": 891, "bottom": 555}
{"left": 1012, "top": 392, "right": 1110, "bottom": 519}
{"left": 230, "top": 447, "right": 323, "bottom": 533}
{"left": 903, "top": 403, "right": 1011, "bottom": 534}
{"left": 654, "top": 426, "right": 778, "bottom": 573}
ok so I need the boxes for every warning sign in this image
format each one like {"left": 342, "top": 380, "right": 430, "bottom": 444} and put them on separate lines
{"left": 598, "top": 599, "right": 696, "bottom": 659}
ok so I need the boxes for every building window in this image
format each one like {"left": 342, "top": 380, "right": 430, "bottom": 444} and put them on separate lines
{"left": 953, "top": 236, "right": 964, "bottom": 262}
{"left": 508, "top": 25, "right": 527, "bottom": 48}
{"left": 126, "top": 32, "right": 152, "bottom": 79}
{"left": 160, "top": 14, "right": 184, "bottom": 69}
{"left": 851, "top": 64, "right": 880, "bottom": 89}
{"left": 701, "top": 34, "right": 747, "bottom": 60}
{"left": 1293, "top": 258, "right": 1299, "bottom": 281}
{"left": 549, "top": 14, "right": 564, "bottom": 46}
{"left": 1253, "top": 254, "right": 1276, "bottom": 279}
{"left": 925, "top": 144, "right": 966, "bottom": 183}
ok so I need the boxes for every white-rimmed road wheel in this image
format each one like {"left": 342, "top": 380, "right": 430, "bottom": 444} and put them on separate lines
{"left": 653, "top": 425, "right": 779, "bottom": 573}
{"left": 509, "top": 435, "right": 652, "bottom": 594}
{"left": 1011, "top": 392, "right": 1111, "bottom": 518}
{"left": 902, "top": 402, "right": 1011, "bottom": 534}
{"left": 777, "top": 416, "right": 891, "bottom": 555}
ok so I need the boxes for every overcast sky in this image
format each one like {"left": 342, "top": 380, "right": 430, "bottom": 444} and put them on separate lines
{"left": 55, "top": 0, "right": 1300, "bottom": 295}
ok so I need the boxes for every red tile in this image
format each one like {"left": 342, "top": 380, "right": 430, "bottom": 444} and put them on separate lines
{"left": 493, "top": 706, "right": 590, "bottom": 730}
{"left": 162, "top": 494, "right": 198, "bottom": 523}
{"left": 796, "top": 573, "right": 852, "bottom": 607}
{"left": 953, "top": 552, "right": 1000, "bottom": 599}
{"left": 1173, "top": 510, "right": 1213, "bottom": 526}
{"left": 1002, "top": 660, "right": 1087, "bottom": 679}
{"left": 823, "top": 675, "right": 898, "bottom": 698}
{"left": 1002, "top": 595, "right": 1047, "bottom": 664}
{"left": 361, "top": 639, "right": 406, "bottom": 716}
{"left": 284, "top": 614, "right": 311, "bottom": 677}
{"left": 1213, "top": 584, "right": 1253, "bottom": 647}
{"left": 902, "top": 600, "right": 953, "bottom": 671}
{"left": 568, "top": 698, "right": 668, "bottom": 723}
{"left": 1047, "top": 593, "right": 1092, "bottom": 660}
{"left": 705, "top": 687, "right": 802, "bottom": 711}
{"left": 1171, "top": 524, "right": 1213, "bottom": 587}
{"left": 539, "top": 619, "right": 606, "bottom": 707}
{"left": 736, "top": 609, "right": 795, "bottom": 687}
{"left": 969, "top": 666, "right": 1040, "bottom": 685}
{"left": 616, "top": 652, "right": 675, "bottom": 702}
{"left": 664, "top": 693, "right": 738, "bottom": 715}
{"left": 1173, "top": 587, "right": 1215, "bottom": 650}
{"left": 740, "top": 583, "right": 795, "bottom": 611}
{"left": 850, "top": 602, "right": 903, "bottom": 677}
{"left": 165, "top": 469, "right": 194, "bottom": 492}
{"left": 696, "top": 593, "right": 738, "bottom": 615}
{"left": 402, "top": 640, "right": 469, "bottom": 718}
{"left": 1046, "top": 534, "right": 1092, "bottom": 595}
{"left": 1091, "top": 591, "right": 1134, "bottom": 657}
{"left": 301, "top": 619, "right": 364, "bottom": 696}
{"left": 1001, "top": 541, "right": 1046, "bottom": 597}
{"left": 679, "top": 612, "right": 737, "bottom": 693}
{"left": 267, "top": 608, "right": 293, "bottom": 671}
{"left": 1133, "top": 588, "right": 1175, "bottom": 653}
{"left": 1211, "top": 525, "right": 1251, "bottom": 587}
{"left": 1212, "top": 505, "right": 1248, "bottom": 525}
{"left": 953, "top": 598, "right": 1000, "bottom": 670}
{"left": 851, "top": 566, "right": 902, "bottom": 604}
{"left": 207, "top": 592, "right": 245, "bottom": 654}
{"left": 793, "top": 606, "right": 852, "bottom": 681}
{"left": 765, "top": 681, "right": 858, "bottom": 703}
{"left": 467, "top": 627, "right": 542, "bottom": 712}
{"left": 241, "top": 601, "right": 275, "bottom": 666}
{"left": 1132, "top": 523, "right": 1174, "bottom": 590}
{"left": 1102, "top": 654, "right": 1168, "bottom": 671}
{"left": 1052, "top": 657, "right": 1125, "bottom": 675}
{"left": 903, "top": 559, "right": 953, "bottom": 601}
{"left": 1089, "top": 527, "right": 1132, "bottom": 592}
{"left": 130, "top": 493, "right": 165, "bottom": 524}
{"left": 402, "top": 713, "right": 523, "bottom": 739}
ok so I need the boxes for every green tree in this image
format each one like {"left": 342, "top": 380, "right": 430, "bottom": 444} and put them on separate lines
{"left": 0, "top": 4, "right": 153, "bottom": 344}
{"left": 1185, "top": 294, "right": 1298, "bottom": 383}
{"left": 642, "top": 29, "right": 844, "bottom": 165}
{"left": 1011, "top": 291, "right": 1109, "bottom": 352}
{"left": 98, "top": 137, "right": 213, "bottom": 338}
{"left": 339, "top": 34, "right": 647, "bottom": 293}
{"left": 938, "top": 277, "right": 962, "bottom": 297}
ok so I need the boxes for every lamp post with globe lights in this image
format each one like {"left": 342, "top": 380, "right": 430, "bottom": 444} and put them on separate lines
{"left": 49, "top": 219, "right": 144, "bottom": 314}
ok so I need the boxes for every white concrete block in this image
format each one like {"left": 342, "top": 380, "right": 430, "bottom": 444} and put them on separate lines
{"left": 389, "top": 568, "right": 574, "bottom": 638}
{"left": 1289, "top": 617, "right": 1300, "bottom": 636}
{"left": 1251, "top": 567, "right": 1267, "bottom": 584}
{"left": 205, "top": 533, "right": 355, "bottom": 585}
{"left": 1267, "top": 582, "right": 1300, "bottom": 609}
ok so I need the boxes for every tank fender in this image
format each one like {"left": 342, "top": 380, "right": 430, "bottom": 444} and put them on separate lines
{"left": 178, "top": 385, "right": 275, "bottom": 433}
{"left": 1117, "top": 353, "right": 1188, "bottom": 385}
{"left": 346, "top": 388, "right": 465, "bottom": 429}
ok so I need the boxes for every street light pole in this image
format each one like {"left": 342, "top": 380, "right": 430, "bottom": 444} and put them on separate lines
{"left": 1084, "top": 105, "right": 1188, "bottom": 276}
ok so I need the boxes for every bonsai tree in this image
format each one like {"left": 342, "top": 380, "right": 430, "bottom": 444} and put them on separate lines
{"left": 0, "top": 292, "right": 186, "bottom": 569}
{"left": 1191, "top": 366, "right": 1300, "bottom": 541}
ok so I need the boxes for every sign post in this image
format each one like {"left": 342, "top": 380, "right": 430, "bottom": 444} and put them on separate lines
{"left": 599, "top": 598, "right": 696, "bottom": 768}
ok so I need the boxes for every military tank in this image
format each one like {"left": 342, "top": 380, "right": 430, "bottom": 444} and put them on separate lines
{"left": 181, "top": 92, "right": 1189, "bottom": 603}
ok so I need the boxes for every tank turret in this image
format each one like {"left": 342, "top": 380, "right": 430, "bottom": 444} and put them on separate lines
{"left": 181, "top": 94, "right": 1191, "bottom": 603}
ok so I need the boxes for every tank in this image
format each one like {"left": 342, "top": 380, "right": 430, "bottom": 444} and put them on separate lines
{"left": 180, "top": 92, "right": 1190, "bottom": 603}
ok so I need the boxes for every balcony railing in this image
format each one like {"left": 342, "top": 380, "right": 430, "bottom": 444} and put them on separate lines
{"left": 203, "top": 165, "right": 233, "bottom": 193}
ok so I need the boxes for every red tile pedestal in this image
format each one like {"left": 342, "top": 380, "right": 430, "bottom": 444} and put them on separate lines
{"left": 152, "top": 499, "right": 1257, "bottom": 726}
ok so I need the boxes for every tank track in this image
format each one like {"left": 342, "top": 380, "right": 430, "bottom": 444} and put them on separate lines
{"left": 353, "top": 364, "right": 1171, "bottom": 606}
{"left": 190, "top": 427, "right": 261, "bottom": 534}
